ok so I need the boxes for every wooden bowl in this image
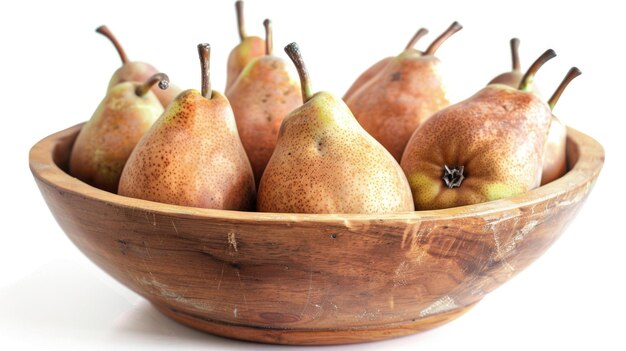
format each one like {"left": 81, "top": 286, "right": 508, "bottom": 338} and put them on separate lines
{"left": 29, "top": 124, "right": 604, "bottom": 345}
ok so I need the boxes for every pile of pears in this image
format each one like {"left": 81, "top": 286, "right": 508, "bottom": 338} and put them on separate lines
{"left": 69, "top": 1, "right": 582, "bottom": 214}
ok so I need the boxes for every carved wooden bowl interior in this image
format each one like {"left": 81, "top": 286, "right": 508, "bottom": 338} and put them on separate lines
{"left": 29, "top": 124, "right": 604, "bottom": 345}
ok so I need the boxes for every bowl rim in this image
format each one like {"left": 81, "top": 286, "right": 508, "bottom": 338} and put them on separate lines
{"left": 29, "top": 123, "right": 604, "bottom": 223}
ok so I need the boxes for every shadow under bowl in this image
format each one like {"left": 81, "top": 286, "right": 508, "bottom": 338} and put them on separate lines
{"left": 29, "top": 124, "right": 604, "bottom": 345}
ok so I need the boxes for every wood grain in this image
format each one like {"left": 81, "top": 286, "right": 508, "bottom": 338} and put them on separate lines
{"left": 29, "top": 124, "right": 604, "bottom": 345}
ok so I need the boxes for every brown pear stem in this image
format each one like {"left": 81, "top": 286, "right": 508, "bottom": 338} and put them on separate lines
{"left": 425, "top": 21, "right": 462, "bottom": 55}
{"left": 198, "top": 43, "right": 212, "bottom": 99}
{"left": 284, "top": 42, "right": 313, "bottom": 103}
{"left": 510, "top": 38, "right": 521, "bottom": 71}
{"left": 548, "top": 67, "right": 582, "bottom": 110}
{"left": 264, "top": 19, "right": 273, "bottom": 56}
{"left": 96, "top": 25, "right": 129, "bottom": 64}
{"left": 135, "top": 73, "right": 170, "bottom": 97}
{"left": 518, "top": 49, "right": 557, "bottom": 91}
{"left": 235, "top": 0, "right": 246, "bottom": 42}
{"left": 405, "top": 28, "right": 429, "bottom": 50}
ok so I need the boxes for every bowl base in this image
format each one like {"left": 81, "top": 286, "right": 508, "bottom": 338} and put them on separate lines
{"left": 152, "top": 302, "right": 477, "bottom": 345}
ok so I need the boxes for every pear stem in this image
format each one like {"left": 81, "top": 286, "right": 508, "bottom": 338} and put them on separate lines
{"left": 510, "top": 38, "right": 521, "bottom": 71}
{"left": 264, "top": 19, "right": 273, "bottom": 56}
{"left": 548, "top": 67, "right": 582, "bottom": 110}
{"left": 198, "top": 43, "right": 212, "bottom": 99}
{"left": 284, "top": 42, "right": 313, "bottom": 103}
{"left": 235, "top": 0, "right": 246, "bottom": 42}
{"left": 404, "top": 28, "right": 429, "bottom": 51}
{"left": 96, "top": 25, "right": 129, "bottom": 64}
{"left": 135, "top": 73, "right": 170, "bottom": 97}
{"left": 424, "top": 21, "right": 462, "bottom": 55}
{"left": 518, "top": 49, "right": 557, "bottom": 92}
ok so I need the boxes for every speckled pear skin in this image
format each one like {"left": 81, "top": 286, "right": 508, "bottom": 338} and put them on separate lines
{"left": 257, "top": 92, "right": 414, "bottom": 214}
{"left": 346, "top": 52, "right": 449, "bottom": 162}
{"left": 118, "top": 90, "right": 256, "bottom": 210}
{"left": 69, "top": 82, "right": 163, "bottom": 193}
{"left": 225, "top": 36, "right": 265, "bottom": 92}
{"left": 226, "top": 56, "right": 302, "bottom": 185}
{"left": 400, "top": 85, "right": 552, "bottom": 210}
{"left": 342, "top": 57, "right": 393, "bottom": 101}
{"left": 108, "top": 62, "right": 182, "bottom": 108}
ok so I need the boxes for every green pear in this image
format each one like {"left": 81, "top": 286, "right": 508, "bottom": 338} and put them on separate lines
{"left": 96, "top": 25, "right": 181, "bottom": 108}
{"left": 69, "top": 73, "right": 169, "bottom": 193}
{"left": 118, "top": 44, "right": 255, "bottom": 210}
{"left": 257, "top": 43, "right": 414, "bottom": 214}
{"left": 225, "top": 1, "right": 265, "bottom": 91}
{"left": 401, "top": 50, "right": 557, "bottom": 210}
{"left": 345, "top": 22, "right": 463, "bottom": 161}
{"left": 227, "top": 19, "right": 303, "bottom": 185}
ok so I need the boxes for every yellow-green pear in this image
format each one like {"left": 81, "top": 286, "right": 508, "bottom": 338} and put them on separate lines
{"left": 69, "top": 73, "right": 169, "bottom": 193}
{"left": 257, "top": 43, "right": 414, "bottom": 214}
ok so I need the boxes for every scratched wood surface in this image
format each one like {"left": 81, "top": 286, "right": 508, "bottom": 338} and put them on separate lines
{"left": 29, "top": 124, "right": 604, "bottom": 345}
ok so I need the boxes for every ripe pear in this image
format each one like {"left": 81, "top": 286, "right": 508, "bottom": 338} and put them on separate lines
{"left": 96, "top": 25, "right": 181, "bottom": 108}
{"left": 257, "top": 43, "right": 414, "bottom": 214}
{"left": 346, "top": 22, "right": 463, "bottom": 161}
{"left": 343, "top": 27, "right": 429, "bottom": 101}
{"left": 119, "top": 44, "right": 255, "bottom": 210}
{"left": 541, "top": 67, "right": 582, "bottom": 185}
{"left": 226, "top": 19, "right": 302, "bottom": 184}
{"left": 488, "top": 38, "right": 523, "bottom": 86}
{"left": 69, "top": 73, "right": 169, "bottom": 193}
{"left": 225, "top": 0, "right": 265, "bottom": 91}
{"left": 401, "top": 50, "right": 557, "bottom": 210}
{"left": 487, "top": 38, "right": 541, "bottom": 95}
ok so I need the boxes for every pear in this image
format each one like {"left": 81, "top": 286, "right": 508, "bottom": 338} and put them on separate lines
{"left": 118, "top": 44, "right": 255, "bottom": 210}
{"left": 69, "top": 73, "right": 169, "bottom": 193}
{"left": 401, "top": 50, "right": 557, "bottom": 210}
{"left": 257, "top": 43, "right": 414, "bottom": 214}
{"left": 225, "top": 0, "right": 265, "bottom": 91}
{"left": 96, "top": 25, "right": 181, "bottom": 108}
{"left": 487, "top": 38, "right": 541, "bottom": 95}
{"left": 488, "top": 38, "right": 523, "bottom": 86}
{"left": 541, "top": 67, "right": 582, "bottom": 185}
{"left": 343, "top": 27, "right": 429, "bottom": 101}
{"left": 346, "top": 22, "right": 463, "bottom": 161}
{"left": 226, "top": 19, "right": 302, "bottom": 184}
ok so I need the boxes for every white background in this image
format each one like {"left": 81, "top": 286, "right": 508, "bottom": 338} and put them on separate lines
{"left": 1, "top": 0, "right": 623, "bottom": 349}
